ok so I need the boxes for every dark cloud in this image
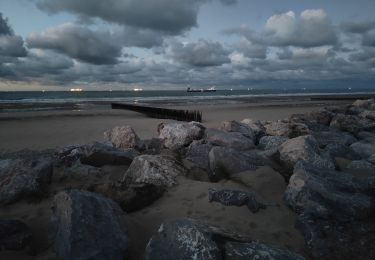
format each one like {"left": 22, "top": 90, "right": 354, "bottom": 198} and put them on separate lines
{"left": 0, "top": 13, "right": 13, "bottom": 35}
{"left": 362, "top": 31, "right": 375, "bottom": 47}
{"left": 35, "top": 0, "right": 203, "bottom": 34}
{"left": 167, "top": 39, "right": 230, "bottom": 67}
{"left": 341, "top": 20, "right": 375, "bottom": 34}
{"left": 27, "top": 23, "right": 123, "bottom": 64}
{"left": 219, "top": 0, "right": 237, "bottom": 5}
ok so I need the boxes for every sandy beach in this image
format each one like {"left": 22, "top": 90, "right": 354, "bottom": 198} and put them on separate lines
{"left": 0, "top": 98, "right": 351, "bottom": 152}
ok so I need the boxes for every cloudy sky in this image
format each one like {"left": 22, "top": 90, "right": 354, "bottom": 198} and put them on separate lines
{"left": 0, "top": 0, "right": 375, "bottom": 90}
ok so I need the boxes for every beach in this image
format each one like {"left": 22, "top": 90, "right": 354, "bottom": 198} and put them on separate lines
{"left": 0, "top": 97, "right": 353, "bottom": 152}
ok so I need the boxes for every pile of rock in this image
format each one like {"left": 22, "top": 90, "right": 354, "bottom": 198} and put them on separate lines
{"left": 1, "top": 99, "right": 375, "bottom": 259}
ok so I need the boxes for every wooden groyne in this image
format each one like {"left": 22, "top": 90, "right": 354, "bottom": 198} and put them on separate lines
{"left": 111, "top": 103, "right": 202, "bottom": 122}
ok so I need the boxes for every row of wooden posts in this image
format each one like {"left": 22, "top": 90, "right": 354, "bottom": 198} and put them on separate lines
{"left": 111, "top": 103, "right": 202, "bottom": 122}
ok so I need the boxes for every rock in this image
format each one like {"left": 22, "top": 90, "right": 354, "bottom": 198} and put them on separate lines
{"left": 264, "top": 120, "right": 290, "bottom": 136}
{"left": 185, "top": 140, "right": 213, "bottom": 171}
{"left": 59, "top": 162, "right": 103, "bottom": 181}
{"left": 330, "top": 114, "right": 361, "bottom": 134}
{"left": 352, "top": 99, "right": 374, "bottom": 109}
{"left": 142, "top": 138, "right": 163, "bottom": 154}
{"left": 296, "top": 214, "right": 375, "bottom": 260}
{"left": 158, "top": 121, "right": 205, "bottom": 150}
{"left": 285, "top": 161, "right": 372, "bottom": 220}
{"left": 367, "top": 153, "right": 375, "bottom": 165}
{"left": 122, "top": 155, "right": 187, "bottom": 188}
{"left": 350, "top": 141, "right": 375, "bottom": 159}
{"left": 145, "top": 219, "right": 251, "bottom": 260}
{"left": 52, "top": 190, "right": 128, "bottom": 260}
{"left": 80, "top": 142, "right": 138, "bottom": 167}
{"left": 288, "top": 122, "right": 310, "bottom": 138}
{"left": 258, "top": 136, "right": 288, "bottom": 151}
{"left": 208, "top": 147, "right": 259, "bottom": 180}
{"left": 240, "top": 118, "right": 266, "bottom": 141}
{"left": 312, "top": 131, "right": 357, "bottom": 148}
{"left": 346, "top": 160, "right": 375, "bottom": 170}
{"left": 278, "top": 135, "right": 335, "bottom": 174}
{"left": 323, "top": 143, "right": 361, "bottom": 161}
{"left": 145, "top": 219, "right": 304, "bottom": 260}
{"left": 88, "top": 182, "right": 164, "bottom": 212}
{"left": 0, "top": 158, "right": 53, "bottom": 205}
{"left": 357, "top": 131, "right": 375, "bottom": 143}
{"left": 104, "top": 125, "right": 141, "bottom": 149}
{"left": 205, "top": 128, "right": 255, "bottom": 150}
{"left": 56, "top": 144, "right": 89, "bottom": 166}
{"left": 219, "top": 120, "right": 255, "bottom": 141}
{"left": 208, "top": 188, "right": 267, "bottom": 213}
{"left": 225, "top": 241, "right": 305, "bottom": 260}
{"left": 359, "top": 110, "right": 375, "bottom": 121}
{"left": 0, "top": 219, "right": 32, "bottom": 251}
{"left": 308, "top": 109, "right": 333, "bottom": 125}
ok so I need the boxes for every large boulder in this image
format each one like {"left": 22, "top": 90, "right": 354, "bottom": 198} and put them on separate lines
{"left": 52, "top": 190, "right": 128, "bottom": 260}
{"left": 145, "top": 219, "right": 304, "bottom": 260}
{"left": 323, "top": 143, "right": 361, "bottom": 161}
{"left": 225, "top": 241, "right": 305, "bottom": 260}
{"left": 346, "top": 160, "right": 375, "bottom": 170}
{"left": 350, "top": 141, "right": 375, "bottom": 159}
{"left": 352, "top": 99, "right": 374, "bottom": 109}
{"left": 219, "top": 120, "right": 255, "bottom": 141}
{"left": 104, "top": 125, "right": 141, "bottom": 149}
{"left": 122, "top": 155, "right": 187, "bottom": 188}
{"left": 56, "top": 144, "right": 89, "bottom": 166}
{"left": 80, "top": 142, "right": 138, "bottom": 167}
{"left": 208, "top": 147, "right": 260, "bottom": 180}
{"left": 185, "top": 140, "right": 213, "bottom": 172}
{"left": 0, "top": 158, "right": 53, "bottom": 205}
{"left": 330, "top": 114, "right": 361, "bottom": 134}
{"left": 0, "top": 219, "right": 32, "bottom": 251}
{"left": 278, "top": 135, "right": 335, "bottom": 173}
{"left": 258, "top": 136, "right": 288, "bottom": 151}
{"left": 263, "top": 120, "right": 290, "bottom": 136}
{"left": 285, "top": 161, "right": 372, "bottom": 220}
{"left": 308, "top": 109, "right": 333, "bottom": 125}
{"left": 205, "top": 128, "right": 255, "bottom": 150}
{"left": 158, "top": 121, "right": 205, "bottom": 150}
{"left": 240, "top": 118, "right": 266, "bottom": 141}
{"left": 312, "top": 131, "right": 357, "bottom": 148}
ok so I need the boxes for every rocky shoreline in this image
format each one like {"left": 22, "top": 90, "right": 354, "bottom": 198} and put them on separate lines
{"left": 1, "top": 99, "right": 375, "bottom": 259}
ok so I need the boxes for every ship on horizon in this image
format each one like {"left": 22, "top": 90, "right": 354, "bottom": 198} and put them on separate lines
{"left": 187, "top": 87, "right": 216, "bottom": 92}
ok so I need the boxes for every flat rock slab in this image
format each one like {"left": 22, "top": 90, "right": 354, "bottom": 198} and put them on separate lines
{"left": 0, "top": 219, "right": 32, "bottom": 251}
{"left": 205, "top": 128, "right": 255, "bottom": 150}
{"left": 0, "top": 158, "right": 53, "bottom": 205}
{"left": 52, "top": 189, "right": 128, "bottom": 260}
{"left": 208, "top": 188, "right": 267, "bottom": 213}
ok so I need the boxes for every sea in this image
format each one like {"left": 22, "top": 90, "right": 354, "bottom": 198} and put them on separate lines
{"left": 1, "top": 88, "right": 375, "bottom": 112}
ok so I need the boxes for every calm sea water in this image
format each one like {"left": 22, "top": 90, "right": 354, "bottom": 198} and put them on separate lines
{"left": 1, "top": 88, "right": 375, "bottom": 104}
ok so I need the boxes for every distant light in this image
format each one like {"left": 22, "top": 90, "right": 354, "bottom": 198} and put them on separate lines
{"left": 133, "top": 88, "right": 143, "bottom": 91}
{"left": 348, "top": 87, "right": 352, "bottom": 90}
{"left": 70, "top": 88, "right": 83, "bottom": 92}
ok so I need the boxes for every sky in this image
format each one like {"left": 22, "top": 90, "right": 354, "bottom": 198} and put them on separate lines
{"left": 0, "top": 0, "right": 375, "bottom": 91}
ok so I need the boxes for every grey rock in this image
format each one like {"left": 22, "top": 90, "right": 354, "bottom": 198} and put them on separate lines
{"left": 278, "top": 135, "right": 335, "bottom": 173}
{"left": 225, "top": 241, "right": 305, "bottom": 260}
{"left": 312, "top": 131, "right": 357, "bottom": 148}
{"left": 56, "top": 144, "right": 89, "bottom": 166}
{"left": 308, "top": 109, "right": 334, "bottom": 125}
{"left": 296, "top": 214, "right": 375, "bottom": 260}
{"left": 285, "top": 161, "right": 372, "bottom": 220}
{"left": 367, "top": 153, "right": 375, "bottom": 165}
{"left": 80, "top": 142, "right": 138, "bottom": 167}
{"left": 0, "top": 158, "right": 53, "bottom": 205}
{"left": 258, "top": 136, "right": 288, "bottom": 151}
{"left": 122, "top": 155, "right": 187, "bottom": 188}
{"left": 185, "top": 140, "right": 213, "bottom": 171}
{"left": 288, "top": 122, "right": 310, "bottom": 138}
{"left": 350, "top": 141, "right": 375, "bottom": 159}
{"left": 59, "top": 162, "right": 103, "bottom": 181}
{"left": 323, "top": 143, "right": 361, "bottom": 161}
{"left": 352, "top": 99, "right": 374, "bottom": 109}
{"left": 104, "top": 125, "right": 141, "bottom": 149}
{"left": 330, "top": 114, "right": 361, "bottom": 134}
{"left": 219, "top": 120, "right": 255, "bottom": 141}
{"left": 346, "top": 160, "right": 375, "bottom": 170}
{"left": 205, "top": 128, "right": 255, "bottom": 150}
{"left": 141, "top": 138, "right": 163, "bottom": 154}
{"left": 158, "top": 121, "right": 205, "bottom": 150}
{"left": 52, "top": 190, "right": 128, "bottom": 260}
{"left": 145, "top": 219, "right": 252, "bottom": 260}
{"left": 208, "top": 147, "right": 258, "bottom": 180}
{"left": 357, "top": 131, "right": 375, "bottom": 143}
{"left": 241, "top": 118, "right": 266, "bottom": 141}
{"left": 208, "top": 188, "right": 267, "bottom": 213}
{"left": 0, "top": 219, "right": 32, "bottom": 251}
{"left": 264, "top": 120, "right": 290, "bottom": 136}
